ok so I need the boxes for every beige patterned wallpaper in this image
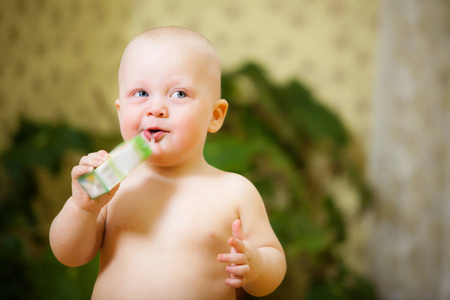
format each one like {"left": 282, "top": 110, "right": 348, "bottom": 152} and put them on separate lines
{"left": 0, "top": 0, "right": 378, "bottom": 153}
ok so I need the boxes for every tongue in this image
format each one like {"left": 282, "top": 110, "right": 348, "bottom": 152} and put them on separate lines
{"left": 143, "top": 130, "right": 154, "bottom": 142}
{"left": 144, "top": 130, "right": 165, "bottom": 142}
{"left": 152, "top": 131, "right": 166, "bottom": 141}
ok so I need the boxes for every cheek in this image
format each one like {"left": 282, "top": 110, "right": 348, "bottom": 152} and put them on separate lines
{"left": 175, "top": 113, "right": 209, "bottom": 144}
{"left": 118, "top": 108, "right": 142, "bottom": 140}
{"left": 180, "top": 107, "right": 212, "bottom": 132}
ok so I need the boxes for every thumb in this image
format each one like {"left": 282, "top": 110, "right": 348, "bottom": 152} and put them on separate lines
{"left": 96, "top": 182, "right": 120, "bottom": 206}
{"left": 232, "top": 219, "right": 246, "bottom": 241}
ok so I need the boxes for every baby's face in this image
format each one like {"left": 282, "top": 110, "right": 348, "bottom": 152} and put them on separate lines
{"left": 116, "top": 33, "right": 222, "bottom": 166}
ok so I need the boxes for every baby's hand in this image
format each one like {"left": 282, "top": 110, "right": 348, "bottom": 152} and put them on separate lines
{"left": 71, "top": 150, "right": 119, "bottom": 211}
{"left": 217, "top": 219, "right": 263, "bottom": 288}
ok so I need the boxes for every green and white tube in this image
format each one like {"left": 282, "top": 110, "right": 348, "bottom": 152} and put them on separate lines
{"left": 78, "top": 134, "right": 153, "bottom": 199}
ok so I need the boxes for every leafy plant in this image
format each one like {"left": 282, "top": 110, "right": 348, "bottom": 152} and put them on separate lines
{"left": 0, "top": 118, "right": 98, "bottom": 299}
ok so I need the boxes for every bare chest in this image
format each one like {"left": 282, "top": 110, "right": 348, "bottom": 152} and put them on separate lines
{"left": 101, "top": 177, "right": 238, "bottom": 265}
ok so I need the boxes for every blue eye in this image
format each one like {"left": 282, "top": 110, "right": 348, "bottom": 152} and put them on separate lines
{"left": 171, "top": 91, "right": 187, "bottom": 98}
{"left": 134, "top": 90, "right": 149, "bottom": 97}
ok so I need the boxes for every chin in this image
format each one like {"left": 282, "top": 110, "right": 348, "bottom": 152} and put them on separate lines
{"left": 147, "top": 154, "right": 172, "bottom": 167}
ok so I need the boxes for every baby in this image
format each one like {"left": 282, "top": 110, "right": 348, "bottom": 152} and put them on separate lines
{"left": 50, "top": 26, "right": 286, "bottom": 300}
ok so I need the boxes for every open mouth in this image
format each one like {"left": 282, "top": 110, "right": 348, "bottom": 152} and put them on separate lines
{"left": 143, "top": 128, "right": 168, "bottom": 142}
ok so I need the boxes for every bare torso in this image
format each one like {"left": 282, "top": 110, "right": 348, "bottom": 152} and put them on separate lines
{"left": 91, "top": 165, "right": 240, "bottom": 300}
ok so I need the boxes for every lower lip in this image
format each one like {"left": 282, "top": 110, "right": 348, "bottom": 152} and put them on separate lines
{"left": 143, "top": 130, "right": 167, "bottom": 142}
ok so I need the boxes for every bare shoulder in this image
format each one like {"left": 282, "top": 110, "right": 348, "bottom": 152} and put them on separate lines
{"left": 212, "top": 169, "right": 261, "bottom": 200}
{"left": 216, "top": 170, "right": 253, "bottom": 186}
{"left": 209, "top": 169, "right": 264, "bottom": 215}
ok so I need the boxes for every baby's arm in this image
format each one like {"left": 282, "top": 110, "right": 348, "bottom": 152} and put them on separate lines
{"left": 49, "top": 150, "right": 118, "bottom": 267}
{"left": 217, "top": 179, "right": 286, "bottom": 296}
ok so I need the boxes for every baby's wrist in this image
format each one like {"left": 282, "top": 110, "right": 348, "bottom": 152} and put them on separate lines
{"left": 68, "top": 196, "right": 102, "bottom": 217}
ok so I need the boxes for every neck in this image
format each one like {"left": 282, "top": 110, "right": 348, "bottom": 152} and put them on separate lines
{"left": 142, "top": 154, "right": 211, "bottom": 179}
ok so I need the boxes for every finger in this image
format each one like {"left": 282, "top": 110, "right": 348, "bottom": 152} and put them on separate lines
{"left": 228, "top": 237, "right": 246, "bottom": 253}
{"left": 93, "top": 182, "right": 119, "bottom": 206}
{"left": 108, "top": 182, "right": 121, "bottom": 197}
{"left": 85, "top": 150, "right": 109, "bottom": 159}
{"left": 217, "top": 253, "right": 248, "bottom": 265}
{"left": 225, "top": 277, "right": 245, "bottom": 288}
{"left": 71, "top": 165, "right": 94, "bottom": 180}
{"left": 226, "top": 265, "right": 250, "bottom": 277}
{"left": 80, "top": 154, "right": 107, "bottom": 168}
{"left": 232, "top": 219, "right": 246, "bottom": 241}
{"left": 97, "top": 182, "right": 121, "bottom": 203}
{"left": 97, "top": 150, "right": 109, "bottom": 157}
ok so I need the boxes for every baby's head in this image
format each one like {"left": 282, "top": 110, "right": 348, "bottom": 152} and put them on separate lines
{"left": 115, "top": 27, "right": 228, "bottom": 165}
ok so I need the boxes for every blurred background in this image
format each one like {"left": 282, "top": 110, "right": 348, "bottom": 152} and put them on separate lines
{"left": 0, "top": 0, "right": 449, "bottom": 299}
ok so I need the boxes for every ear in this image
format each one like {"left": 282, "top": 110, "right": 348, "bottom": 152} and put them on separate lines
{"left": 208, "top": 99, "right": 228, "bottom": 133}
{"left": 115, "top": 99, "right": 121, "bottom": 118}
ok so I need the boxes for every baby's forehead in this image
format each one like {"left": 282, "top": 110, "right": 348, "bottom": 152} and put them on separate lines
{"left": 124, "top": 36, "right": 219, "bottom": 73}
{"left": 126, "top": 29, "right": 219, "bottom": 67}
{"left": 132, "top": 27, "right": 216, "bottom": 54}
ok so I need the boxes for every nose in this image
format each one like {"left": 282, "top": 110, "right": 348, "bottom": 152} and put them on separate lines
{"left": 145, "top": 98, "right": 168, "bottom": 118}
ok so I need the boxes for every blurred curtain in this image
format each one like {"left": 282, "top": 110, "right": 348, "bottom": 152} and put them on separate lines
{"left": 368, "top": 0, "right": 450, "bottom": 299}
